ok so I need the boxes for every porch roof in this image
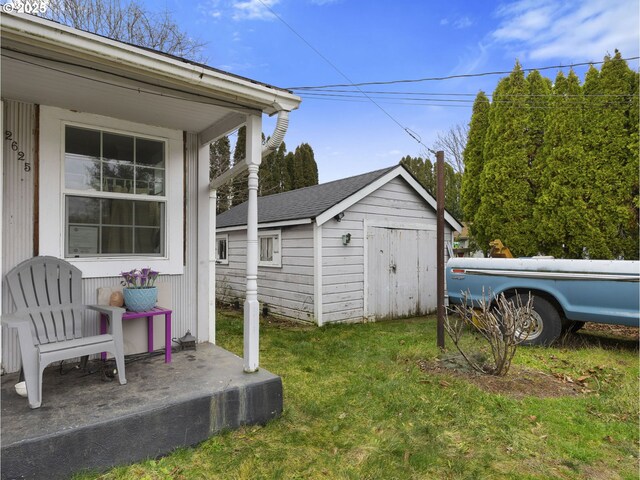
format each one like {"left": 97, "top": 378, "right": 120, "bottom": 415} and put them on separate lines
{"left": 1, "top": 12, "right": 301, "bottom": 137}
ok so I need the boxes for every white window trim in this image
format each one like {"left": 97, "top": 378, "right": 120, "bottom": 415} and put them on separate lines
{"left": 39, "top": 106, "right": 184, "bottom": 278}
{"left": 258, "top": 229, "right": 281, "bottom": 268}
{"left": 216, "top": 234, "right": 229, "bottom": 265}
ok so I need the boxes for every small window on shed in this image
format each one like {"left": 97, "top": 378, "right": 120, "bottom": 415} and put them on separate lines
{"left": 216, "top": 235, "right": 228, "bottom": 264}
{"left": 258, "top": 230, "right": 281, "bottom": 267}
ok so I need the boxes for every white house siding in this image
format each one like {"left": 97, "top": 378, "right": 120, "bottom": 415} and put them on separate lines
{"left": 2, "top": 100, "right": 37, "bottom": 373}
{"left": 216, "top": 224, "right": 315, "bottom": 322}
{"left": 1, "top": 103, "right": 199, "bottom": 373}
{"left": 321, "top": 176, "right": 453, "bottom": 324}
{"left": 79, "top": 132, "right": 199, "bottom": 349}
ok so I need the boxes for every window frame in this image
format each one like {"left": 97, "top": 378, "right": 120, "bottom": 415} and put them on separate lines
{"left": 39, "top": 106, "right": 184, "bottom": 278}
{"left": 216, "top": 234, "right": 229, "bottom": 265}
{"left": 63, "top": 125, "right": 168, "bottom": 258}
{"left": 258, "top": 229, "right": 282, "bottom": 268}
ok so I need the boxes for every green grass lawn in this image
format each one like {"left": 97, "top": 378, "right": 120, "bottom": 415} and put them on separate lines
{"left": 78, "top": 312, "right": 638, "bottom": 480}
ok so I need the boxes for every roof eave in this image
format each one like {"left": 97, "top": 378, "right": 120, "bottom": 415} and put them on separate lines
{"left": 217, "top": 218, "right": 313, "bottom": 232}
{"left": 1, "top": 12, "right": 301, "bottom": 115}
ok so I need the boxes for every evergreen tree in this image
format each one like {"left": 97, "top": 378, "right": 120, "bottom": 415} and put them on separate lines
{"left": 526, "top": 69, "right": 551, "bottom": 200}
{"left": 401, "top": 155, "right": 460, "bottom": 218}
{"left": 273, "top": 142, "right": 289, "bottom": 193}
{"left": 442, "top": 163, "right": 462, "bottom": 221}
{"left": 288, "top": 143, "right": 318, "bottom": 189}
{"left": 475, "top": 63, "right": 538, "bottom": 255}
{"left": 627, "top": 71, "right": 639, "bottom": 255}
{"left": 583, "top": 51, "right": 638, "bottom": 258}
{"left": 230, "top": 126, "right": 248, "bottom": 207}
{"left": 533, "top": 70, "right": 594, "bottom": 257}
{"left": 284, "top": 151, "right": 295, "bottom": 191}
{"left": 209, "top": 136, "right": 231, "bottom": 213}
{"left": 461, "top": 91, "right": 490, "bottom": 224}
{"left": 400, "top": 156, "right": 434, "bottom": 193}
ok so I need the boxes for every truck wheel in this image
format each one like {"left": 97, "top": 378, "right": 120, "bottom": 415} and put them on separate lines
{"left": 515, "top": 294, "right": 562, "bottom": 346}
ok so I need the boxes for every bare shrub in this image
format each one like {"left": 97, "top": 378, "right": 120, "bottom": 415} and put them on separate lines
{"left": 445, "top": 291, "right": 533, "bottom": 376}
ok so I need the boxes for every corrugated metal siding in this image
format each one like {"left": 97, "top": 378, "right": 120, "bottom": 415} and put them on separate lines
{"left": 2, "top": 100, "right": 37, "bottom": 373}
{"left": 79, "top": 133, "right": 199, "bottom": 347}
{"left": 1, "top": 112, "right": 200, "bottom": 373}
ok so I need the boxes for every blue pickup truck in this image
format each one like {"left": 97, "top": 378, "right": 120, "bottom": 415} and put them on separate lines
{"left": 446, "top": 257, "right": 640, "bottom": 345}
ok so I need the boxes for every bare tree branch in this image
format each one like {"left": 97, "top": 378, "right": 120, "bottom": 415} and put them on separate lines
{"left": 433, "top": 123, "right": 469, "bottom": 174}
{"left": 445, "top": 290, "right": 533, "bottom": 376}
{"left": 40, "top": 0, "right": 206, "bottom": 61}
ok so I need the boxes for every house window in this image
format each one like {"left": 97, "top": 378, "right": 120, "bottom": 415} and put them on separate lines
{"left": 39, "top": 106, "right": 184, "bottom": 278}
{"left": 258, "top": 230, "right": 281, "bottom": 267}
{"left": 64, "top": 126, "right": 167, "bottom": 257}
{"left": 216, "top": 234, "right": 228, "bottom": 264}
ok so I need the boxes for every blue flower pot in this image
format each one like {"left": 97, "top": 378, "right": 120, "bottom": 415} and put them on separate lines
{"left": 123, "top": 287, "right": 157, "bottom": 312}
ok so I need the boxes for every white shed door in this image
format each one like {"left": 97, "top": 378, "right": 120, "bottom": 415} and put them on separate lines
{"left": 367, "top": 227, "right": 437, "bottom": 319}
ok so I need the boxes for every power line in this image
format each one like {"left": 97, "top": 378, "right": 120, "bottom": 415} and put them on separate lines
{"left": 295, "top": 88, "right": 635, "bottom": 98}
{"left": 255, "top": 0, "right": 434, "bottom": 152}
{"left": 288, "top": 57, "right": 640, "bottom": 90}
{"left": 298, "top": 91, "right": 635, "bottom": 106}
{"left": 298, "top": 95, "right": 632, "bottom": 109}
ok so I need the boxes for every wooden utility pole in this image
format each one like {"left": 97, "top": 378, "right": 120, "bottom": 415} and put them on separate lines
{"left": 436, "top": 150, "right": 445, "bottom": 349}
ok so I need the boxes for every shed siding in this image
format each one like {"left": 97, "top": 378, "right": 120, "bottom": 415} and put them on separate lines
{"left": 216, "top": 224, "right": 315, "bottom": 322}
{"left": 1, "top": 104, "right": 199, "bottom": 373}
{"left": 321, "top": 176, "right": 453, "bottom": 324}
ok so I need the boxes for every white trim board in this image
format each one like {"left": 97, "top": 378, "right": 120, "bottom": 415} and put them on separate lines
{"left": 315, "top": 166, "right": 463, "bottom": 232}
{"left": 216, "top": 218, "right": 312, "bottom": 233}
{"left": 39, "top": 105, "right": 184, "bottom": 278}
{"left": 313, "top": 223, "right": 323, "bottom": 326}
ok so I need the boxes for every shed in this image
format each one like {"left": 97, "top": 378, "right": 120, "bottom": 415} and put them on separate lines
{"left": 216, "top": 164, "right": 462, "bottom": 324}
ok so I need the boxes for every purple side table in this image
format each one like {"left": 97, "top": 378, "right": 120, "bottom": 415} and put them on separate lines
{"left": 100, "top": 306, "right": 172, "bottom": 363}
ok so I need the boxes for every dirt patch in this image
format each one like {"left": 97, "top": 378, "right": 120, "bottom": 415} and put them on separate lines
{"left": 417, "top": 357, "right": 586, "bottom": 400}
{"left": 417, "top": 322, "right": 637, "bottom": 399}
{"left": 581, "top": 322, "right": 639, "bottom": 341}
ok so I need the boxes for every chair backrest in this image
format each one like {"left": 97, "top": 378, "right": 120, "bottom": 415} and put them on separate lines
{"left": 5, "top": 256, "right": 84, "bottom": 345}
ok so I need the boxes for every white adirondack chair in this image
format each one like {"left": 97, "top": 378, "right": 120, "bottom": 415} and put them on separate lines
{"left": 2, "top": 256, "right": 127, "bottom": 408}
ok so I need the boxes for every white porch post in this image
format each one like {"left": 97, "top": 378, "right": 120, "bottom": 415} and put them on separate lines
{"left": 208, "top": 188, "right": 217, "bottom": 344}
{"left": 197, "top": 142, "right": 211, "bottom": 344}
{"left": 244, "top": 114, "right": 262, "bottom": 372}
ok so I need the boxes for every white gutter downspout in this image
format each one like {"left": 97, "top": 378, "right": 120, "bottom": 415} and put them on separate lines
{"left": 209, "top": 110, "right": 290, "bottom": 191}
{"left": 208, "top": 110, "right": 290, "bottom": 359}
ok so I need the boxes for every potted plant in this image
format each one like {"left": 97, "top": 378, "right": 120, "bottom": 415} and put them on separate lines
{"left": 121, "top": 268, "right": 159, "bottom": 312}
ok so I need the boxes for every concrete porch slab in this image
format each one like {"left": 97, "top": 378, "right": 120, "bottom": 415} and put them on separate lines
{"left": 1, "top": 344, "right": 282, "bottom": 480}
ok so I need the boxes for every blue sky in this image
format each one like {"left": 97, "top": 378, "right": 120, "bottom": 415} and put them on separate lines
{"left": 161, "top": 0, "right": 639, "bottom": 182}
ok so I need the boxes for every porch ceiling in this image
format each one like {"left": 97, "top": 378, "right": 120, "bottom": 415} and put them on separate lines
{"left": 2, "top": 48, "right": 246, "bottom": 135}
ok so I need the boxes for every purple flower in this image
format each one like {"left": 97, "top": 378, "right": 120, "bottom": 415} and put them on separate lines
{"left": 121, "top": 267, "right": 160, "bottom": 289}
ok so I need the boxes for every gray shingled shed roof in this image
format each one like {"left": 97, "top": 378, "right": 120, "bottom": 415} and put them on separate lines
{"left": 217, "top": 166, "right": 397, "bottom": 228}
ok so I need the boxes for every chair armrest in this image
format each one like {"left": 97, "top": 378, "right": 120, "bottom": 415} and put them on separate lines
{"left": 1, "top": 313, "right": 31, "bottom": 328}
{"left": 87, "top": 305, "right": 125, "bottom": 337}
{"left": 1, "top": 314, "right": 37, "bottom": 350}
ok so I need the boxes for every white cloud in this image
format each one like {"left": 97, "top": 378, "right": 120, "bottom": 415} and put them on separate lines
{"left": 491, "top": 0, "right": 639, "bottom": 61}
{"left": 440, "top": 16, "right": 474, "bottom": 29}
{"left": 197, "top": 1, "right": 223, "bottom": 19}
{"left": 453, "top": 16, "right": 473, "bottom": 29}
{"left": 232, "top": 0, "right": 280, "bottom": 21}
